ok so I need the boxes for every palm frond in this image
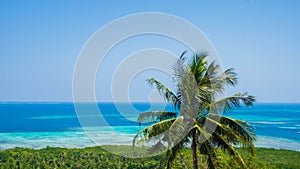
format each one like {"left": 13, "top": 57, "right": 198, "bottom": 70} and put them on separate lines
{"left": 208, "top": 93, "right": 255, "bottom": 113}
{"left": 189, "top": 52, "right": 208, "bottom": 84}
{"left": 175, "top": 64, "right": 200, "bottom": 119}
{"left": 147, "top": 78, "right": 180, "bottom": 109}
{"left": 217, "top": 115, "right": 255, "bottom": 154}
{"left": 210, "top": 114, "right": 255, "bottom": 141}
{"left": 199, "top": 67, "right": 238, "bottom": 98}
{"left": 204, "top": 117, "right": 240, "bottom": 144}
{"left": 192, "top": 123, "right": 212, "bottom": 143}
{"left": 162, "top": 116, "right": 188, "bottom": 146}
{"left": 208, "top": 68, "right": 238, "bottom": 86}
{"left": 207, "top": 114, "right": 256, "bottom": 155}
{"left": 212, "top": 133, "right": 248, "bottom": 169}
{"left": 205, "top": 61, "right": 220, "bottom": 79}
{"left": 179, "top": 51, "right": 187, "bottom": 61}
{"left": 222, "top": 68, "right": 238, "bottom": 86}
{"left": 137, "top": 111, "right": 177, "bottom": 123}
{"left": 133, "top": 118, "right": 176, "bottom": 146}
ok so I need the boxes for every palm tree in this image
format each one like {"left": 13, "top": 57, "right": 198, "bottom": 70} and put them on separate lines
{"left": 133, "top": 52, "right": 256, "bottom": 169}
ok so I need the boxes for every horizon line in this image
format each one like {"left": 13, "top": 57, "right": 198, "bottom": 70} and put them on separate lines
{"left": 1, "top": 101, "right": 300, "bottom": 104}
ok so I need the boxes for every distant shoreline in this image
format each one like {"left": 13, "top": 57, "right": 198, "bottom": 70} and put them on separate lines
{"left": 0, "top": 133, "right": 299, "bottom": 152}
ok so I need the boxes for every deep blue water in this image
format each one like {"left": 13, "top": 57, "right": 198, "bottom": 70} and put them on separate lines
{"left": 0, "top": 102, "right": 171, "bottom": 132}
{"left": 0, "top": 103, "right": 299, "bottom": 150}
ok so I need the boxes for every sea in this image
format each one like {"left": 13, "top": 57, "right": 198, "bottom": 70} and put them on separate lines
{"left": 0, "top": 102, "right": 299, "bottom": 151}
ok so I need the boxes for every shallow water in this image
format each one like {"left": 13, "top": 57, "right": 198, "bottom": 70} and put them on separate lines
{"left": 0, "top": 103, "right": 299, "bottom": 151}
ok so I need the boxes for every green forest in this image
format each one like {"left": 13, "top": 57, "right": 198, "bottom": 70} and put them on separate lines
{"left": 0, "top": 146, "right": 299, "bottom": 169}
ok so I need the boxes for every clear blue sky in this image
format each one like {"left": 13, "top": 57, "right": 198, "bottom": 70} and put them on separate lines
{"left": 0, "top": 0, "right": 300, "bottom": 103}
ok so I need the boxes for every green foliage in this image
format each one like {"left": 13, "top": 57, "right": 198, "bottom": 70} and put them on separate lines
{"left": 0, "top": 146, "right": 298, "bottom": 169}
{"left": 248, "top": 148, "right": 300, "bottom": 169}
{"left": 134, "top": 52, "right": 256, "bottom": 169}
{"left": 0, "top": 146, "right": 161, "bottom": 169}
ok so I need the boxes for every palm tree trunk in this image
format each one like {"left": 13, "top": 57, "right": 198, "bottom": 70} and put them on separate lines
{"left": 191, "top": 130, "right": 199, "bottom": 169}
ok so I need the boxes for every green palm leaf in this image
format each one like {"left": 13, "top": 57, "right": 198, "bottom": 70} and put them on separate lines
{"left": 137, "top": 111, "right": 178, "bottom": 123}
{"left": 147, "top": 78, "right": 180, "bottom": 109}
{"left": 208, "top": 93, "right": 255, "bottom": 113}
{"left": 212, "top": 133, "right": 248, "bottom": 169}
{"left": 133, "top": 118, "right": 176, "bottom": 146}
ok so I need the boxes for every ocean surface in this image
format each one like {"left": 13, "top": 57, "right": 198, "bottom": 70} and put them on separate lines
{"left": 0, "top": 103, "right": 299, "bottom": 151}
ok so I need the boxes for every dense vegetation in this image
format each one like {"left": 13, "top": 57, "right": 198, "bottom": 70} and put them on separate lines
{"left": 0, "top": 146, "right": 299, "bottom": 169}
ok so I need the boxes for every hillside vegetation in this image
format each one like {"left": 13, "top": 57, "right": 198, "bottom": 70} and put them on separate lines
{"left": 0, "top": 146, "right": 299, "bottom": 169}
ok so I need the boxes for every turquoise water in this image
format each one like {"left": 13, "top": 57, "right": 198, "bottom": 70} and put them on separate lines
{"left": 0, "top": 103, "right": 299, "bottom": 151}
